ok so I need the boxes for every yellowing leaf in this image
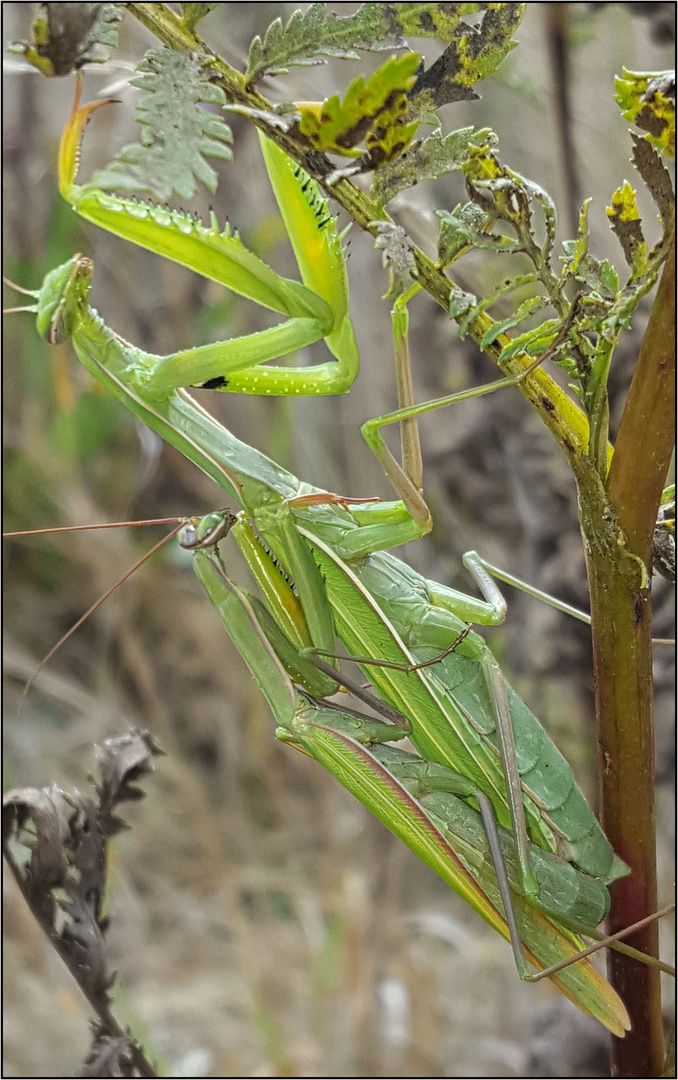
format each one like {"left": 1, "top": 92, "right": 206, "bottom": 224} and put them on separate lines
{"left": 614, "top": 68, "right": 675, "bottom": 160}
{"left": 606, "top": 181, "right": 647, "bottom": 277}
{"left": 298, "top": 53, "right": 420, "bottom": 159}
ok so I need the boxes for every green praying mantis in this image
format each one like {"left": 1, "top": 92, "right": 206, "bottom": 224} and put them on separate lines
{"left": 11, "top": 245, "right": 641, "bottom": 1034}
{"left": 7, "top": 81, "right": 672, "bottom": 1037}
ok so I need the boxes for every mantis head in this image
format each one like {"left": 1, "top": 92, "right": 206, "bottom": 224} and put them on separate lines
{"left": 35, "top": 255, "right": 94, "bottom": 344}
{"left": 4, "top": 254, "right": 92, "bottom": 344}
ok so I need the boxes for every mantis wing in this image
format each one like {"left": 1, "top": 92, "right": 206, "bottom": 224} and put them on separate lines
{"left": 189, "top": 539, "right": 629, "bottom": 1036}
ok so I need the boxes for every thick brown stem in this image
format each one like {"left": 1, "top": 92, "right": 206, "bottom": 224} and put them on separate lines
{"left": 578, "top": 243, "right": 675, "bottom": 1076}
{"left": 607, "top": 239, "right": 676, "bottom": 560}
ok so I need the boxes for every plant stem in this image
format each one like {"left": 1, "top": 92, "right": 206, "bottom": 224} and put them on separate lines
{"left": 579, "top": 242, "right": 675, "bottom": 1077}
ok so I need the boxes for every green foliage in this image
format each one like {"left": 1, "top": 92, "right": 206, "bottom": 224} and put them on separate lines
{"left": 454, "top": 275, "right": 546, "bottom": 345}
{"left": 478, "top": 295, "right": 551, "bottom": 350}
{"left": 245, "top": 2, "right": 525, "bottom": 161}
{"left": 407, "top": 1, "right": 525, "bottom": 117}
{"left": 448, "top": 285, "right": 477, "bottom": 321}
{"left": 371, "top": 221, "right": 418, "bottom": 299}
{"left": 495, "top": 319, "right": 561, "bottom": 363}
{"left": 246, "top": 1, "right": 407, "bottom": 83}
{"left": 372, "top": 127, "right": 498, "bottom": 205}
{"left": 462, "top": 147, "right": 557, "bottom": 280}
{"left": 87, "top": 49, "right": 234, "bottom": 202}
{"left": 437, "top": 199, "right": 519, "bottom": 264}
{"left": 434, "top": 115, "right": 674, "bottom": 438}
{"left": 245, "top": 1, "right": 516, "bottom": 85}
{"left": 297, "top": 53, "right": 420, "bottom": 162}
{"left": 614, "top": 69, "right": 675, "bottom": 160}
{"left": 8, "top": 2, "right": 120, "bottom": 76}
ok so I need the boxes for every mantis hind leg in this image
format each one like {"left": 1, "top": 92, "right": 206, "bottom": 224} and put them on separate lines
{"left": 474, "top": 793, "right": 675, "bottom": 982}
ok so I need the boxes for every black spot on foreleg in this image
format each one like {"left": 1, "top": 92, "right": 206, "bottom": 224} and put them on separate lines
{"left": 200, "top": 376, "right": 228, "bottom": 390}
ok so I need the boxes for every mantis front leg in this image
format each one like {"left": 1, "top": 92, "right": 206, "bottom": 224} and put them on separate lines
{"left": 55, "top": 77, "right": 360, "bottom": 397}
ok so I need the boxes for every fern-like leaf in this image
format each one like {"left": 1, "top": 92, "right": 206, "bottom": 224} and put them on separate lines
{"left": 372, "top": 127, "right": 498, "bottom": 206}
{"left": 246, "top": 2, "right": 524, "bottom": 85}
{"left": 86, "top": 49, "right": 233, "bottom": 202}
{"left": 437, "top": 202, "right": 519, "bottom": 266}
{"left": 246, "top": 2, "right": 404, "bottom": 83}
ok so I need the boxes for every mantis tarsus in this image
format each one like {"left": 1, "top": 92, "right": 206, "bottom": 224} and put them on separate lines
{"left": 7, "top": 81, "right": 671, "bottom": 1037}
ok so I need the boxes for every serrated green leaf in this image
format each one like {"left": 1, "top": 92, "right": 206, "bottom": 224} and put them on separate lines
{"left": 246, "top": 2, "right": 408, "bottom": 84}
{"left": 371, "top": 127, "right": 498, "bottom": 206}
{"left": 437, "top": 201, "right": 489, "bottom": 264}
{"left": 364, "top": 105, "right": 420, "bottom": 171}
{"left": 570, "top": 255, "right": 618, "bottom": 298}
{"left": 86, "top": 49, "right": 233, "bottom": 202}
{"left": 246, "top": 3, "right": 523, "bottom": 85}
{"left": 606, "top": 181, "right": 647, "bottom": 278}
{"left": 598, "top": 260, "right": 620, "bottom": 296}
{"left": 497, "top": 319, "right": 560, "bottom": 363}
{"left": 479, "top": 295, "right": 550, "bottom": 349}
{"left": 8, "top": 2, "right": 120, "bottom": 77}
{"left": 371, "top": 221, "right": 418, "bottom": 299}
{"left": 437, "top": 201, "right": 520, "bottom": 265}
{"left": 298, "top": 53, "right": 420, "bottom": 158}
{"left": 560, "top": 198, "right": 591, "bottom": 278}
{"left": 614, "top": 68, "right": 675, "bottom": 160}
{"left": 449, "top": 286, "right": 477, "bottom": 323}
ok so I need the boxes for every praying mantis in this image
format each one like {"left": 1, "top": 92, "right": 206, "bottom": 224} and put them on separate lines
{"left": 11, "top": 247, "right": 644, "bottom": 1034}
{"left": 6, "top": 80, "right": 671, "bottom": 1038}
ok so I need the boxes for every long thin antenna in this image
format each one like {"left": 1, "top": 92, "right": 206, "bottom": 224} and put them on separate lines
{"left": 20, "top": 522, "right": 185, "bottom": 697}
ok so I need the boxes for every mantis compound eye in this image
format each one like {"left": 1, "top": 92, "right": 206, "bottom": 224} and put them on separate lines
{"left": 179, "top": 511, "right": 236, "bottom": 551}
{"left": 178, "top": 524, "right": 201, "bottom": 550}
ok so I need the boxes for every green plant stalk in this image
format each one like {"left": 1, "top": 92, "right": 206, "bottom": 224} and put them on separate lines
{"left": 580, "top": 243, "right": 675, "bottom": 1077}
{"left": 122, "top": 2, "right": 592, "bottom": 465}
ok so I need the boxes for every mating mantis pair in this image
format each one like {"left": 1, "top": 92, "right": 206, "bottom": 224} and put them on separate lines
{"left": 6, "top": 80, "right": 671, "bottom": 1036}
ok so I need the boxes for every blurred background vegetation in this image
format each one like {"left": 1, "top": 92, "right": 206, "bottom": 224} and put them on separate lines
{"left": 3, "top": 4, "right": 675, "bottom": 1076}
